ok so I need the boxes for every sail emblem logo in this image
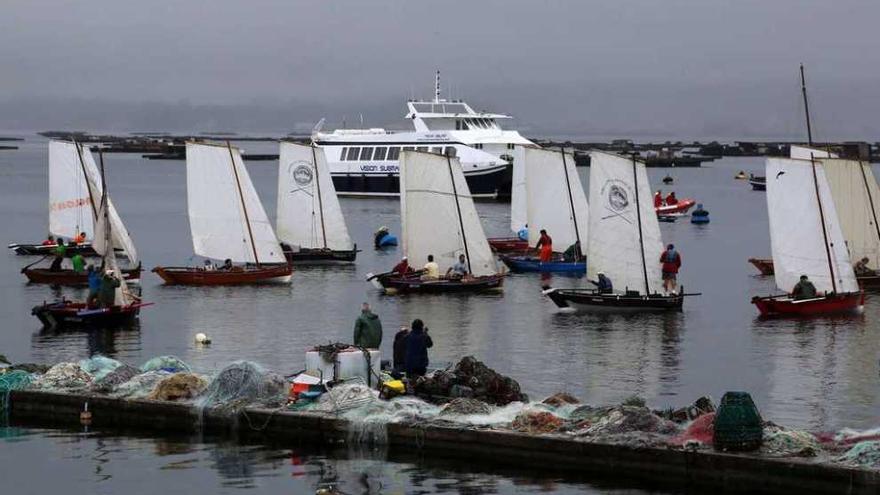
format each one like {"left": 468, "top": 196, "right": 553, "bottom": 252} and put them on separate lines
{"left": 608, "top": 185, "right": 629, "bottom": 211}
{"left": 291, "top": 162, "right": 313, "bottom": 186}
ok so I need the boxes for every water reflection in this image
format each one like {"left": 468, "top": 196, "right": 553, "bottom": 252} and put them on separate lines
{"left": 31, "top": 322, "right": 142, "bottom": 363}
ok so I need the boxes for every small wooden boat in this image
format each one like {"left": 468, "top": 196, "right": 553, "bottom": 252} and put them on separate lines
{"left": 32, "top": 300, "right": 151, "bottom": 329}
{"left": 662, "top": 175, "right": 674, "bottom": 184}
{"left": 545, "top": 288, "right": 684, "bottom": 311}
{"left": 735, "top": 171, "right": 748, "bottom": 180}
{"left": 371, "top": 150, "right": 504, "bottom": 294}
{"left": 655, "top": 198, "right": 696, "bottom": 215}
{"left": 23, "top": 264, "right": 142, "bottom": 285}
{"left": 748, "top": 258, "right": 775, "bottom": 276}
{"left": 544, "top": 152, "right": 698, "bottom": 312}
{"left": 748, "top": 176, "right": 766, "bottom": 191}
{"left": 657, "top": 214, "right": 679, "bottom": 223}
{"left": 8, "top": 242, "right": 99, "bottom": 257}
{"left": 152, "top": 264, "right": 292, "bottom": 285}
{"left": 276, "top": 142, "right": 357, "bottom": 265}
{"left": 153, "top": 142, "right": 293, "bottom": 286}
{"left": 499, "top": 255, "right": 585, "bottom": 274}
{"left": 487, "top": 237, "right": 529, "bottom": 253}
{"left": 752, "top": 292, "right": 863, "bottom": 317}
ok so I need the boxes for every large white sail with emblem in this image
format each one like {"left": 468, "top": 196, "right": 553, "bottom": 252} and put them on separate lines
{"left": 276, "top": 142, "right": 353, "bottom": 251}
{"left": 187, "top": 142, "right": 285, "bottom": 264}
{"left": 400, "top": 151, "right": 496, "bottom": 277}
{"left": 48, "top": 140, "right": 95, "bottom": 241}
{"left": 587, "top": 151, "right": 663, "bottom": 294}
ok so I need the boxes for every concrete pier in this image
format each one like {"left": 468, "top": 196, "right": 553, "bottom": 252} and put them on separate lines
{"left": 9, "top": 390, "right": 880, "bottom": 494}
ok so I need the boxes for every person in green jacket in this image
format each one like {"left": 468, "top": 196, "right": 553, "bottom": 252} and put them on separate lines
{"left": 353, "top": 302, "right": 382, "bottom": 349}
{"left": 71, "top": 253, "right": 86, "bottom": 274}
{"left": 98, "top": 270, "right": 121, "bottom": 307}
{"left": 49, "top": 238, "right": 67, "bottom": 271}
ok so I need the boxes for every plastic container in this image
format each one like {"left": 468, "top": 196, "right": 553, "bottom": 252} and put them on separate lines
{"left": 713, "top": 391, "right": 763, "bottom": 451}
{"left": 305, "top": 348, "right": 381, "bottom": 388}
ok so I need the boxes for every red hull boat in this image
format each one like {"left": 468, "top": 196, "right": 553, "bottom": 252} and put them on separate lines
{"left": 748, "top": 258, "right": 775, "bottom": 276}
{"left": 152, "top": 264, "right": 292, "bottom": 285}
{"left": 655, "top": 199, "right": 696, "bottom": 215}
{"left": 487, "top": 237, "right": 529, "bottom": 253}
{"left": 23, "top": 264, "right": 142, "bottom": 285}
{"left": 32, "top": 300, "right": 150, "bottom": 329}
{"left": 752, "top": 292, "right": 864, "bottom": 317}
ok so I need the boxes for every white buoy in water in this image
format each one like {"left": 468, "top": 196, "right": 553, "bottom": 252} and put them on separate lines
{"left": 195, "top": 332, "right": 211, "bottom": 345}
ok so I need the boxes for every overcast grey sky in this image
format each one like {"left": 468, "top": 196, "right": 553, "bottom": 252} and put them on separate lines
{"left": 1, "top": 1, "right": 878, "bottom": 140}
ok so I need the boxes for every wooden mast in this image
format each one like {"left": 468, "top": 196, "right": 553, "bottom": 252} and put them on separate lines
{"left": 800, "top": 64, "right": 813, "bottom": 146}
{"left": 631, "top": 154, "right": 650, "bottom": 294}
{"left": 73, "top": 141, "right": 99, "bottom": 225}
{"left": 226, "top": 141, "right": 260, "bottom": 266}
{"left": 559, "top": 148, "right": 582, "bottom": 259}
{"left": 311, "top": 145, "right": 328, "bottom": 249}
{"left": 446, "top": 153, "right": 472, "bottom": 274}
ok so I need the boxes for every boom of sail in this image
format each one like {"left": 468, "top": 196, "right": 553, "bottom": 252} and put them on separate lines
{"left": 586, "top": 151, "right": 663, "bottom": 294}
{"left": 399, "top": 151, "right": 496, "bottom": 277}
{"left": 524, "top": 147, "right": 588, "bottom": 251}
{"left": 276, "top": 142, "right": 353, "bottom": 251}
{"left": 186, "top": 142, "right": 285, "bottom": 264}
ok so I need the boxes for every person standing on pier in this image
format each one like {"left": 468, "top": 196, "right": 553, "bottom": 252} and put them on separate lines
{"left": 353, "top": 302, "right": 383, "bottom": 349}
{"left": 405, "top": 319, "right": 433, "bottom": 379}
{"left": 392, "top": 325, "right": 409, "bottom": 375}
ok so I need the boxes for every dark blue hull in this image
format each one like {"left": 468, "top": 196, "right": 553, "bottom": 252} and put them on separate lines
{"left": 500, "top": 255, "right": 586, "bottom": 274}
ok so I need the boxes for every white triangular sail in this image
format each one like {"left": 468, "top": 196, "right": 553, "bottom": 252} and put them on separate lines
{"left": 587, "top": 152, "right": 664, "bottom": 294}
{"left": 790, "top": 145, "right": 837, "bottom": 160}
{"left": 93, "top": 189, "right": 133, "bottom": 306}
{"left": 400, "top": 151, "right": 496, "bottom": 277}
{"left": 79, "top": 148, "right": 139, "bottom": 264}
{"left": 509, "top": 145, "right": 527, "bottom": 233}
{"left": 525, "top": 147, "right": 588, "bottom": 251}
{"left": 186, "top": 142, "right": 285, "bottom": 264}
{"left": 276, "top": 142, "right": 353, "bottom": 251}
{"left": 48, "top": 141, "right": 96, "bottom": 241}
{"left": 766, "top": 158, "right": 858, "bottom": 294}
{"left": 818, "top": 158, "right": 880, "bottom": 271}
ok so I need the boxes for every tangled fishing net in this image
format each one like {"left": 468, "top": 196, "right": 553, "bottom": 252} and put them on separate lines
{"left": 835, "top": 441, "right": 880, "bottom": 469}
{"left": 438, "top": 398, "right": 493, "bottom": 417}
{"left": 571, "top": 405, "right": 679, "bottom": 438}
{"left": 309, "top": 383, "right": 378, "bottom": 414}
{"left": 414, "top": 356, "right": 528, "bottom": 405}
{"left": 30, "top": 362, "right": 93, "bottom": 391}
{"left": 140, "top": 356, "right": 191, "bottom": 373}
{"left": 761, "top": 426, "right": 820, "bottom": 457}
{"left": 110, "top": 370, "right": 172, "bottom": 399}
{"left": 669, "top": 413, "right": 715, "bottom": 447}
{"left": 197, "top": 361, "right": 286, "bottom": 412}
{"left": 148, "top": 373, "right": 208, "bottom": 401}
{"left": 511, "top": 410, "right": 565, "bottom": 434}
{"left": 78, "top": 356, "right": 123, "bottom": 381}
{"left": 0, "top": 370, "right": 33, "bottom": 416}
{"left": 91, "top": 364, "right": 141, "bottom": 394}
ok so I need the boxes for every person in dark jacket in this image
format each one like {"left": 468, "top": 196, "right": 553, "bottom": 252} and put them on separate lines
{"left": 353, "top": 302, "right": 383, "bottom": 348}
{"left": 591, "top": 271, "right": 613, "bottom": 294}
{"left": 405, "top": 319, "right": 433, "bottom": 378}
{"left": 392, "top": 326, "right": 409, "bottom": 374}
{"left": 791, "top": 275, "right": 818, "bottom": 300}
{"left": 98, "top": 269, "right": 121, "bottom": 308}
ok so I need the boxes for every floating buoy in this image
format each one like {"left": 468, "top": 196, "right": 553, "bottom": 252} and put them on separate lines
{"left": 195, "top": 332, "right": 212, "bottom": 345}
{"left": 80, "top": 401, "right": 92, "bottom": 425}
{"left": 735, "top": 171, "right": 747, "bottom": 180}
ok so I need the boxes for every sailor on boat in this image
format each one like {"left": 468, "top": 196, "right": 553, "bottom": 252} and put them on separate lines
{"left": 41, "top": 235, "right": 55, "bottom": 246}
{"left": 665, "top": 192, "right": 678, "bottom": 206}
{"left": 98, "top": 269, "right": 121, "bottom": 308}
{"left": 590, "top": 272, "right": 613, "bottom": 294}
{"left": 660, "top": 244, "right": 682, "bottom": 294}
{"left": 49, "top": 239, "right": 67, "bottom": 271}
{"left": 654, "top": 190, "right": 663, "bottom": 208}
{"left": 446, "top": 254, "right": 469, "bottom": 279}
{"left": 71, "top": 253, "right": 85, "bottom": 274}
{"left": 74, "top": 231, "right": 87, "bottom": 244}
{"left": 86, "top": 265, "right": 100, "bottom": 306}
{"left": 535, "top": 229, "right": 553, "bottom": 262}
{"left": 391, "top": 256, "right": 413, "bottom": 275}
{"left": 422, "top": 255, "right": 440, "bottom": 280}
{"left": 854, "top": 257, "right": 876, "bottom": 277}
{"left": 791, "top": 275, "right": 818, "bottom": 300}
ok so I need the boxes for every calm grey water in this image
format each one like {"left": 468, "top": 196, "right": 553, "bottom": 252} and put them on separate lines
{"left": 1, "top": 135, "right": 878, "bottom": 494}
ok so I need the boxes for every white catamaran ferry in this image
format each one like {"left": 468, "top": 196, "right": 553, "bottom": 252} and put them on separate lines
{"left": 313, "top": 72, "right": 534, "bottom": 199}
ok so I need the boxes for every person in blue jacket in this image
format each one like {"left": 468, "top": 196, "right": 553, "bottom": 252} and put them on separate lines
{"left": 404, "top": 319, "right": 433, "bottom": 378}
{"left": 86, "top": 265, "right": 101, "bottom": 307}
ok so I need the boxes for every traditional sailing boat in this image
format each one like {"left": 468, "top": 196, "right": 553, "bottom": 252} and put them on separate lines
{"left": 276, "top": 141, "right": 357, "bottom": 264}
{"left": 500, "top": 147, "right": 588, "bottom": 273}
{"left": 369, "top": 150, "right": 504, "bottom": 294}
{"left": 22, "top": 141, "right": 142, "bottom": 285}
{"left": 488, "top": 146, "right": 529, "bottom": 253}
{"left": 751, "top": 157, "right": 863, "bottom": 316}
{"left": 544, "top": 151, "right": 688, "bottom": 311}
{"left": 32, "top": 153, "right": 150, "bottom": 328}
{"left": 152, "top": 142, "right": 292, "bottom": 285}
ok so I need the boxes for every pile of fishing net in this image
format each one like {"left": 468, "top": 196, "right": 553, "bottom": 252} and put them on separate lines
{"left": 309, "top": 383, "right": 378, "bottom": 414}
{"left": 438, "top": 398, "right": 493, "bottom": 417}
{"left": 835, "top": 441, "right": 880, "bottom": 469}
{"left": 569, "top": 403, "right": 679, "bottom": 440}
{"left": 91, "top": 365, "right": 142, "bottom": 394}
{"left": 669, "top": 412, "right": 715, "bottom": 447}
{"left": 197, "top": 361, "right": 286, "bottom": 412}
{"left": 148, "top": 373, "right": 208, "bottom": 401}
{"left": 140, "top": 356, "right": 191, "bottom": 373}
{"left": 761, "top": 425, "right": 820, "bottom": 457}
{"left": 0, "top": 370, "right": 34, "bottom": 414}
{"left": 510, "top": 410, "right": 565, "bottom": 434}
{"left": 414, "top": 356, "right": 528, "bottom": 405}
{"left": 30, "top": 362, "right": 93, "bottom": 391}
{"left": 108, "top": 370, "right": 172, "bottom": 399}
{"left": 78, "top": 356, "right": 123, "bottom": 381}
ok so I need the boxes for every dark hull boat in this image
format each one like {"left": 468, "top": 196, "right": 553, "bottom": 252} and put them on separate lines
{"left": 748, "top": 258, "right": 775, "bottom": 276}
{"left": 283, "top": 247, "right": 357, "bottom": 265}
{"left": 487, "top": 237, "right": 529, "bottom": 253}
{"left": 751, "top": 292, "right": 863, "bottom": 317}
{"left": 749, "top": 177, "right": 766, "bottom": 191}
{"left": 152, "top": 264, "right": 292, "bottom": 285}
{"left": 376, "top": 273, "right": 504, "bottom": 294}
{"left": 543, "top": 288, "right": 684, "bottom": 312}
{"left": 8, "top": 242, "right": 100, "bottom": 257}
{"left": 499, "top": 255, "right": 585, "bottom": 274}
{"left": 23, "top": 264, "right": 142, "bottom": 285}
{"left": 31, "top": 300, "right": 149, "bottom": 329}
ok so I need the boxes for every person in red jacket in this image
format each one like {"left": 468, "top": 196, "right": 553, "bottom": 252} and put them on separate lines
{"left": 665, "top": 192, "right": 678, "bottom": 205}
{"left": 391, "top": 256, "right": 413, "bottom": 275}
{"left": 535, "top": 229, "right": 553, "bottom": 262}
{"left": 660, "top": 244, "right": 682, "bottom": 293}
{"left": 654, "top": 190, "right": 663, "bottom": 208}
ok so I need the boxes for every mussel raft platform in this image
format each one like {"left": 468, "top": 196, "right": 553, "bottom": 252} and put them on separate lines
{"left": 8, "top": 390, "right": 880, "bottom": 494}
